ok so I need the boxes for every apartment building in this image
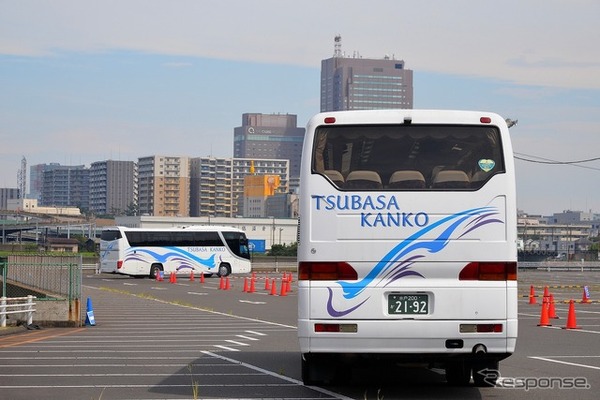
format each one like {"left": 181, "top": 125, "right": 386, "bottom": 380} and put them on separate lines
{"left": 89, "top": 160, "right": 137, "bottom": 215}
{"left": 190, "top": 157, "right": 289, "bottom": 217}
{"left": 137, "top": 155, "right": 190, "bottom": 217}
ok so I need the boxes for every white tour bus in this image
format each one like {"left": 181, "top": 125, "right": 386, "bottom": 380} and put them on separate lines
{"left": 297, "top": 110, "right": 517, "bottom": 386}
{"left": 100, "top": 225, "right": 252, "bottom": 278}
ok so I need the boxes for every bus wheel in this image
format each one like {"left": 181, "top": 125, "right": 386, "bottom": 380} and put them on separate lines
{"left": 445, "top": 358, "right": 471, "bottom": 386}
{"left": 472, "top": 360, "right": 499, "bottom": 387}
{"left": 150, "top": 264, "right": 163, "bottom": 279}
{"left": 217, "top": 264, "right": 231, "bottom": 277}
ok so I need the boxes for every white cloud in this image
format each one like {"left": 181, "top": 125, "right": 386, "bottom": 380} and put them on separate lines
{"left": 2, "top": 1, "right": 600, "bottom": 89}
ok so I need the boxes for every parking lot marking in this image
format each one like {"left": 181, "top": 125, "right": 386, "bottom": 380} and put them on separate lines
{"left": 214, "top": 345, "right": 240, "bottom": 351}
{"left": 530, "top": 356, "right": 600, "bottom": 371}
{"left": 0, "top": 328, "right": 85, "bottom": 349}
{"left": 236, "top": 334, "right": 260, "bottom": 341}
{"left": 225, "top": 340, "right": 250, "bottom": 346}
{"left": 245, "top": 330, "right": 267, "bottom": 336}
{"left": 202, "top": 350, "right": 355, "bottom": 400}
{"left": 239, "top": 299, "right": 266, "bottom": 304}
{"left": 546, "top": 326, "right": 600, "bottom": 334}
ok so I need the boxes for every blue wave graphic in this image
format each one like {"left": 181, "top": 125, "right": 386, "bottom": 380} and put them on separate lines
{"left": 124, "top": 247, "right": 217, "bottom": 270}
{"left": 327, "top": 206, "right": 502, "bottom": 317}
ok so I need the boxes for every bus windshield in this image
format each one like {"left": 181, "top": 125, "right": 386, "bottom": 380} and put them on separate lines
{"left": 313, "top": 124, "right": 505, "bottom": 190}
{"left": 222, "top": 231, "right": 251, "bottom": 260}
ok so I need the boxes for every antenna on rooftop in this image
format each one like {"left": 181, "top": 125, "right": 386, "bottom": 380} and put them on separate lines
{"left": 17, "top": 156, "right": 27, "bottom": 199}
{"left": 334, "top": 35, "right": 342, "bottom": 57}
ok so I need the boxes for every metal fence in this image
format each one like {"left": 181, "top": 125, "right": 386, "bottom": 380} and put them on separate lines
{"left": 1, "top": 255, "right": 82, "bottom": 301}
{"left": 0, "top": 296, "right": 36, "bottom": 327}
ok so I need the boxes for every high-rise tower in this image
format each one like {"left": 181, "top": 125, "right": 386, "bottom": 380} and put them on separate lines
{"left": 321, "top": 35, "right": 414, "bottom": 111}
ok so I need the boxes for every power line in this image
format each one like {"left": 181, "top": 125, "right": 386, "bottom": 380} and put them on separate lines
{"left": 514, "top": 152, "right": 600, "bottom": 171}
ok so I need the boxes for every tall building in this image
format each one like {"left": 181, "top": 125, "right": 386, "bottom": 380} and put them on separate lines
{"left": 233, "top": 113, "right": 305, "bottom": 181}
{"left": 0, "top": 188, "right": 19, "bottom": 210}
{"left": 137, "top": 155, "right": 190, "bottom": 217}
{"left": 89, "top": 160, "right": 137, "bottom": 215}
{"left": 41, "top": 165, "right": 89, "bottom": 210}
{"left": 321, "top": 35, "right": 413, "bottom": 112}
{"left": 190, "top": 157, "right": 289, "bottom": 218}
{"left": 243, "top": 173, "right": 281, "bottom": 218}
{"left": 29, "top": 163, "right": 61, "bottom": 201}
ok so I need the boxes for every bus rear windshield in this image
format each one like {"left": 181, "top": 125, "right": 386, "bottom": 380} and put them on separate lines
{"left": 312, "top": 124, "right": 505, "bottom": 190}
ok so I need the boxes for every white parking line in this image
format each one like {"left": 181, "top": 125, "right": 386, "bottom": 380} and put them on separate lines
{"left": 245, "top": 330, "right": 267, "bottom": 336}
{"left": 530, "top": 356, "right": 600, "bottom": 370}
{"left": 236, "top": 335, "right": 260, "bottom": 341}
{"left": 225, "top": 340, "right": 250, "bottom": 346}
{"left": 203, "top": 350, "right": 355, "bottom": 400}
{"left": 213, "top": 345, "right": 240, "bottom": 352}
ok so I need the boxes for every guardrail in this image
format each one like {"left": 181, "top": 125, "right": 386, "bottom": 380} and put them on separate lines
{"left": 1, "top": 295, "right": 36, "bottom": 327}
{"left": 519, "top": 261, "right": 600, "bottom": 272}
{"left": 82, "top": 264, "right": 99, "bottom": 273}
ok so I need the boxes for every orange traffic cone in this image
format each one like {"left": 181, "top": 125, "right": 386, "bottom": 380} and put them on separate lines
{"left": 243, "top": 277, "right": 249, "bottom": 292}
{"left": 189, "top": 271, "right": 195, "bottom": 281}
{"left": 548, "top": 294, "right": 559, "bottom": 319}
{"left": 219, "top": 276, "right": 225, "bottom": 290}
{"left": 200, "top": 272, "right": 205, "bottom": 284}
{"left": 582, "top": 286, "right": 591, "bottom": 304}
{"left": 270, "top": 279, "right": 277, "bottom": 295}
{"left": 562, "top": 300, "right": 581, "bottom": 329}
{"left": 528, "top": 285, "right": 537, "bottom": 304}
{"left": 264, "top": 275, "right": 270, "bottom": 291}
{"left": 542, "top": 286, "right": 549, "bottom": 304}
{"left": 225, "top": 277, "right": 231, "bottom": 290}
{"left": 249, "top": 277, "right": 256, "bottom": 293}
{"left": 537, "top": 297, "right": 551, "bottom": 327}
{"left": 280, "top": 279, "right": 288, "bottom": 297}
{"left": 285, "top": 276, "right": 292, "bottom": 293}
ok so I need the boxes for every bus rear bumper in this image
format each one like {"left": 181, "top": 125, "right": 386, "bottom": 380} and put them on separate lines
{"left": 298, "top": 318, "right": 517, "bottom": 356}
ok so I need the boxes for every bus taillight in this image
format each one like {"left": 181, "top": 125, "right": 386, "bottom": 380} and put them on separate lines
{"left": 459, "top": 262, "right": 517, "bottom": 281}
{"left": 117, "top": 260, "right": 123, "bottom": 270}
{"left": 298, "top": 262, "right": 358, "bottom": 281}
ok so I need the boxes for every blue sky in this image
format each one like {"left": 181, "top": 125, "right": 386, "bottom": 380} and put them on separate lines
{"left": 1, "top": 0, "right": 600, "bottom": 215}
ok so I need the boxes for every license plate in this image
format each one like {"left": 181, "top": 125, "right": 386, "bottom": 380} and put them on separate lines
{"left": 388, "top": 294, "right": 429, "bottom": 315}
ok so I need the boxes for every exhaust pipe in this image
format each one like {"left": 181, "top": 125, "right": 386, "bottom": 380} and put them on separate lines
{"left": 473, "top": 344, "right": 487, "bottom": 355}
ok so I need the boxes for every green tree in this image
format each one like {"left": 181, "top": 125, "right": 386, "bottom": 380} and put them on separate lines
{"left": 267, "top": 242, "right": 297, "bottom": 256}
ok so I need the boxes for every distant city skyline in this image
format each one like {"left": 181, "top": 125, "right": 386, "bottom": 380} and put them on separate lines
{"left": 2, "top": 2, "right": 600, "bottom": 216}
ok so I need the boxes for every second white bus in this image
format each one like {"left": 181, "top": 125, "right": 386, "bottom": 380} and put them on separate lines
{"left": 297, "top": 110, "right": 517, "bottom": 386}
{"left": 100, "top": 225, "right": 251, "bottom": 278}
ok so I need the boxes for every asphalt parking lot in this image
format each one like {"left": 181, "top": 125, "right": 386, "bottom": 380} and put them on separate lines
{"left": 0, "top": 269, "right": 599, "bottom": 399}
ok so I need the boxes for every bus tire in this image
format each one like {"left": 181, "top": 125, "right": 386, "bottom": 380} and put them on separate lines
{"left": 445, "top": 358, "right": 471, "bottom": 386}
{"left": 217, "top": 263, "right": 231, "bottom": 277}
{"left": 472, "top": 360, "right": 499, "bottom": 387}
{"left": 149, "top": 264, "right": 163, "bottom": 279}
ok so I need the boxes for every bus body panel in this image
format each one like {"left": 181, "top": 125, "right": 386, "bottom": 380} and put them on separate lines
{"left": 100, "top": 226, "right": 252, "bottom": 277}
{"left": 297, "top": 110, "right": 517, "bottom": 379}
